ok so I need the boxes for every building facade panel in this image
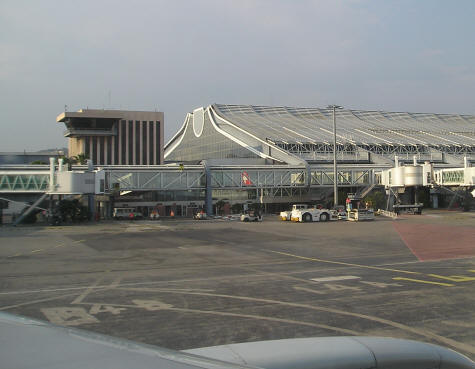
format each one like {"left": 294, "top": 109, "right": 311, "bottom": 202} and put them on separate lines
{"left": 57, "top": 109, "right": 164, "bottom": 165}
{"left": 165, "top": 112, "right": 262, "bottom": 164}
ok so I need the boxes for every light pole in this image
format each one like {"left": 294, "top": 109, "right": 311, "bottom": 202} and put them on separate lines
{"left": 327, "top": 105, "right": 343, "bottom": 207}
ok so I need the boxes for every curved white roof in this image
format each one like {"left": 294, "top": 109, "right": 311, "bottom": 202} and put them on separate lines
{"left": 212, "top": 104, "right": 475, "bottom": 147}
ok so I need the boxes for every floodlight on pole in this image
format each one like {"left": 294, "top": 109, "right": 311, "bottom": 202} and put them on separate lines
{"left": 327, "top": 104, "right": 343, "bottom": 207}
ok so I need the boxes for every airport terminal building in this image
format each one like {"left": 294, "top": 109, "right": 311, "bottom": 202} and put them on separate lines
{"left": 1, "top": 104, "right": 474, "bottom": 221}
{"left": 165, "top": 104, "right": 474, "bottom": 167}
{"left": 155, "top": 104, "right": 474, "bottom": 214}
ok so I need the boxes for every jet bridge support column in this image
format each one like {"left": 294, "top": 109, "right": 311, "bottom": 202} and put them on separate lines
{"left": 202, "top": 161, "right": 213, "bottom": 216}
{"left": 86, "top": 160, "right": 95, "bottom": 221}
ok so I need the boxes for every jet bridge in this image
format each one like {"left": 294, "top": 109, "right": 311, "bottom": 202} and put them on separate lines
{"left": 381, "top": 156, "right": 474, "bottom": 188}
{"left": 380, "top": 156, "right": 474, "bottom": 212}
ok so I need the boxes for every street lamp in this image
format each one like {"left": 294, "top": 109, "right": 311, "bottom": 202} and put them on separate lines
{"left": 327, "top": 104, "right": 343, "bottom": 207}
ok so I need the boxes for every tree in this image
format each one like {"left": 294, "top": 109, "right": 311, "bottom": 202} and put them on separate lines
{"left": 58, "top": 155, "right": 75, "bottom": 165}
{"left": 57, "top": 199, "right": 88, "bottom": 222}
{"left": 73, "top": 153, "right": 89, "bottom": 165}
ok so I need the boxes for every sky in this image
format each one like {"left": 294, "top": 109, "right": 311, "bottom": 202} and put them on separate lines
{"left": 1, "top": 0, "right": 474, "bottom": 152}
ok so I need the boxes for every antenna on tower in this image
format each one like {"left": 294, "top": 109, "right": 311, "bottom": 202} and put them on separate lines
{"left": 64, "top": 104, "right": 68, "bottom": 112}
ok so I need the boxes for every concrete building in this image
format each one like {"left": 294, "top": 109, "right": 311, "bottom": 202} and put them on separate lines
{"left": 57, "top": 109, "right": 164, "bottom": 166}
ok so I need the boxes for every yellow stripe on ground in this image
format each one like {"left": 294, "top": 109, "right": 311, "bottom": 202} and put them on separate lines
{"left": 31, "top": 249, "right": 43, "bottom": 253}
{"left": 428, "top": 274, "right": 475, "bottom": 282}
{"left": 393, "top": 277, "right": 454, "bottom": 287}
{"left": 269, "top": 250, "right": 420, "bottom": 275}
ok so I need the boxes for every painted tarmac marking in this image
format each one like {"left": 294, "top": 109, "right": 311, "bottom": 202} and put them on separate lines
{"left": 89, "top": 304, "right": 126, "bottom": 315}
{"left": 311, "top": 276, "right": 360, "bottom": 282}
{"left": 0, "top": 284, "right": 215, "bottom": 296}
{"left": 71, "top": 278, "right": 104, "bottom": 304}
{"left": 359, "top": 280, "right": 402, "bottom": 288}
{"left": 428, "top": 274, "right": 475, "bottom": 282}
{"left": 392, "top": 277, "right": 454, "bottom": 287}
{"left": 297, "top": 281, "right": 402, "bottom": 294}
{"left": 108, "top": 276, "right": 122, "bottom": 289}
{"left": 75, "top": 301, "right": 362, "bottom": 335}
{"left": 41, "top": 307, "right": 99, "bottom": 326}
{"left": 392, "top": 222, "right": 475, "bottom": 261}
{"left": 324, "top": 283, "right": 362, "bottom": 292}
{"left": 132, "top": 299, "right": 174, "bottom": 311}
{"left": 115, "top": 288, "right": 475, "bottom": 355}
{"left": 0, "top": 292, "right": 80, "bottom": 311}
{"left": 242, "top": 265, "right": 329, "bottom": 285}
{"left": 269, "top": 250, "right": 420, "bottom": 275}
{"left": 168, "top": 307, "right": 363, "bottom": 336}
{"left": 293, "top": 286, "right": 327, "bottom": 295}
{"left": 31, "top": 249, "right": 43, "bottom": 253}
{"left": 7, "top": 253, "right": 22, "bottom": 258}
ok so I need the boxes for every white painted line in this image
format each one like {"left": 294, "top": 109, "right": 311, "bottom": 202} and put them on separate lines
{"left": 71, "top": 278, "right": 104, "bottom": 304}
{"left": 310, "top": 275, "right": 360, "bottom": 282}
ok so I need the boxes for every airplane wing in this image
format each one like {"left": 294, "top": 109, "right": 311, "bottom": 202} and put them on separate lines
{"left": 0, "top": 312, "right": 256, "bottom": 369}
{"left": 1, "top": 312, "right": 474, "bottom": 369}
{"left": 186, "top": 336, "right": 475, "bottom": 369}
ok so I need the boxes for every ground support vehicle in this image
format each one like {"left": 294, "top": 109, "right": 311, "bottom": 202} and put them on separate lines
{"left": 149, "top": 211, "right": 160, "bottom": 220}
{"left": 280, "top": 204, "right": 309, "bottom": 221}
{"left": 241, "top": 210, "right": 263, "bottom": 222}
{"left": 334, "top": 205, "right": 347, "bottom": 220}
{"left": 393, "top": 203, "right": 423, "bottom": 215}
{"left": 194, "top": 211, "right": 208, "bottom": 220}
{"left": 346, "top": 194, "right": 374, "bottom": 221}
{"left": 291, "top": 208, "right": 337, "bottom": 222}
{"left": 113, "top": 207, "right": 143, "bottom": 220}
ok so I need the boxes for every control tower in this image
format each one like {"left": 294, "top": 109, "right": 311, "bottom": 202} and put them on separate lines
{"left": 57, "top": 109, "right": 164, "bottom": 165}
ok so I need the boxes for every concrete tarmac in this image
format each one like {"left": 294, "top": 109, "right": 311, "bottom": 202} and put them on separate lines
{"left": 1, "top": 210, "right": 474, "bottom": 358}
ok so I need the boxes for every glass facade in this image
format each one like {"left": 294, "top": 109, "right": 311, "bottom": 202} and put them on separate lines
{"left": 311, "top": 170, "right": 370, "bottom": 185}
{"left": 442, "top": 170, "right": 464, "bottom": 184}
{"left": 166, "top": 114, "right": 261, "bottom": 163}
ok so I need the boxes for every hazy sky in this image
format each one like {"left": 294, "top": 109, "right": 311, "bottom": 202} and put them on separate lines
{"left": 1, "top": 0, "right": 474, "bottom": 152}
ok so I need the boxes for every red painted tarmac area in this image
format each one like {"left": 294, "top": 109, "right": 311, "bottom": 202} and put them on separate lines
{"left": 392, "top": 221, "right": 475, "bottom": 261}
